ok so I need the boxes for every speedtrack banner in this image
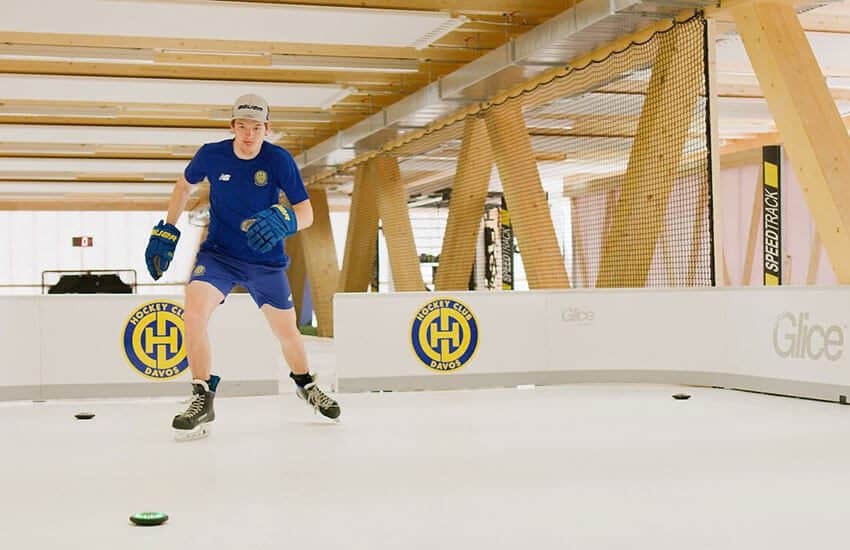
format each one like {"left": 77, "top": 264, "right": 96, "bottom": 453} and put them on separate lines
{"left": 763, "top": 145, "right": 782, "bottom": 285}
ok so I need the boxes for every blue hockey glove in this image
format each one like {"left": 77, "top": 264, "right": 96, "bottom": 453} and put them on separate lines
{"left": 145, "top": 220, "right": 181, "bottom": 280}
{"left": 245, "top": 205, "right": 298, "bottom": 254}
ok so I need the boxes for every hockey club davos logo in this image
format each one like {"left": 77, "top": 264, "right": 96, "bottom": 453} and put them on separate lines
{"left": 254, "top": 170, "right": 268, "bottom": 187}
{"left": 410, "top": 298, "right": 479, "bottom": 373}
{"left": 192, "top": 264, "right": 206, "bottom": 276}
{"left": 122, "top": 300, "right": 188, "bottom": 380}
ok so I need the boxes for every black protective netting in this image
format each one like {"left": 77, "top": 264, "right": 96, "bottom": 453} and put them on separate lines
{"left": 334, "top": 14, "right": 713, "bottom": 289}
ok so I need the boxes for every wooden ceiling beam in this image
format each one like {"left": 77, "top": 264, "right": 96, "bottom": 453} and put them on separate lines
{"left": 0, "top": 150, "right": 194, "bottom": 160}
{"left": 711, "top": 11, "right": 850, "bottom": 34}
{"left": 0, "top": 195, "right": 171, "bottom": 211}
{"left": 0, "top": 32, "right": 480, "bottom": 63}
{"left": 226, "top": 0, "right": 564, "bottom": 17}
{"left": 0, "top": 59, "right": 439, "bottom": 87}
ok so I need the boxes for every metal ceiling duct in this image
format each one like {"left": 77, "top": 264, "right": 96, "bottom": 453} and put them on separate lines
{"left": 295, "top": 0, "right": 720, "bottom": 179}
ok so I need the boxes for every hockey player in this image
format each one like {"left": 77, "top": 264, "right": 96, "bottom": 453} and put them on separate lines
{"left": 144, "top": 94, "right": 340, "bottom": 440}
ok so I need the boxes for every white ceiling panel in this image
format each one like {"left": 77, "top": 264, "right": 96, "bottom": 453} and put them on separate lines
{"left": 0, "top": 126, "right": 236, "bottom": 146}
{"left": 0, "top": 75, "right": 354, "bottom": 110}
{"left": 0, "top": 158, "right": 187, "bottom": 175}
{"left": 0, "top": 182, "right": 172, "bottom": 195}
{"left": 2, "top": 0, "right": 463, "bottom": 48}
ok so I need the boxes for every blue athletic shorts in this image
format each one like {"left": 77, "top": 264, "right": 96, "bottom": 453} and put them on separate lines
{"left": 189, "top": 249, "right": 293, "bottom": 310}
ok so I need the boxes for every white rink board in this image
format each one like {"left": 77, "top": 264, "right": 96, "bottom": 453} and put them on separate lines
{"left": 0, "top": 294, "right": 279, "bottom": 400}
{"left": 335, "top": 287, "right": 850, "bottom": 400}
{"left": 335, "top": 292, "right": 546, "bottom": 378}
{"left": 0, "top": 297, "right": 42, "bottom": 388}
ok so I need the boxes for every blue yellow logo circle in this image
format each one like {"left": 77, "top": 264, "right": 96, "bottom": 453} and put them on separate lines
{"left": 122, "top": 300, "right": 188, "bottom": 380}
{"left": 410, "top": 298, "right": 479, "bottom": 373}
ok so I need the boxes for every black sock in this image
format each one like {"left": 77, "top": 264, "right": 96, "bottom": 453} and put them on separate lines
{"left": 290, "top": 372, "right": 313, "bottom": 388}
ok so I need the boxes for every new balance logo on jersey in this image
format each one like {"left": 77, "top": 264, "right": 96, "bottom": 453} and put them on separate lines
{"left": 219, "top": 173, "right": 231, "bottom": 182}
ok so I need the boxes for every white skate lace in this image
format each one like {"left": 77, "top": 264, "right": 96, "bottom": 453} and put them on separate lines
{"left": 307, "top": 387, "right": 336, "bottom": 409}
{"left": 183, "top": 393, "right": 205, "bottom": 418}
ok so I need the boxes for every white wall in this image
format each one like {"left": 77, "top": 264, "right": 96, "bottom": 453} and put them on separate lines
{"left": 0, "top": 294, "right": 280, "bottom": 400}
{"left": 0, "top": 211, "right": 204, "bottom": 295}
{"left": 1, "top": 196, "right": 569, "bottom": 297}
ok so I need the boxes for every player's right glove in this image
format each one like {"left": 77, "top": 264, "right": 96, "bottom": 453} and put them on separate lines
{"left": 145, "top": 220, "right": 181, "bottom": 280}
{"left": 244, "top": 204, "right": 298, "bottom": 254}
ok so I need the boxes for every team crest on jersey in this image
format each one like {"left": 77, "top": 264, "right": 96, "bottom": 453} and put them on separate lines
{"left": 254, "top": 170, "right": 268, "bottom": 186}
{"left": 410, "top": 298, "right": 479, "bottom": 373}
{"left": 192, "top": 264, "right": 205, "bottom": 276}
{"left": 122, "top": 300, "right": 188, "bottom": 380}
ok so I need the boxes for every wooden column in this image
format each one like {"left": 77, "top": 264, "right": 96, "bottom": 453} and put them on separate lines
{"left": 286, "top": 233, "right": 308, "bottom": 325}
{"left": 741, "top": 172, "right": 763, "bottom": 285}
{"left": 338, "top": 162, "right": 378, "bottom": 292}
{"left": 373, "top": 155, "right": 424, "bottom": 291}
{"left": 805, "top": 231, "right": 822, "bottom": 285}
{"left": 732, "top": 0, "right": 850, "bottom": 282}
{"left": 597, "top": 25, "right": 702, "bottom": 287}
{"left": 435, "top": 117, "right": 493, "bottom": 290}
{"left": 300, "top": 187, "right": 340, "bottom": 337}
{"left": 570, "top": 201, "right": 589, "bottom": 288}
{"left": 484, "top": 102, "right": 570, "bottom": 289}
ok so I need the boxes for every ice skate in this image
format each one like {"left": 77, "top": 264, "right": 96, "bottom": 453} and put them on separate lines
{"left": 294, "top": 373, "right": 341, "bottom": 422}
{"left": 172, "top": 380, "right": 215, "bottom": 441}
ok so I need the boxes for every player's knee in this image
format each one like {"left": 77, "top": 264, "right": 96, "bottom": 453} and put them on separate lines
{"left": 275, "top": 322, "right": 302, "bottom": 343}
{"left": 182, "top": 308, "right": 209, "bottom": 333}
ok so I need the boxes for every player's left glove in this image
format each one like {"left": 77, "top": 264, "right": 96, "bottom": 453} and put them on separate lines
{"left": 245, "top": 204, "right": 298, "bottom": 253}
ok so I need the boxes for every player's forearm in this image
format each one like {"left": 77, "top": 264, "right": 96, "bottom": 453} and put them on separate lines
{"left": 292, "top": 200, "right": 313, "bottom": 231}
{"left": 165, "top": 178, "right": 193, "bottom": 225}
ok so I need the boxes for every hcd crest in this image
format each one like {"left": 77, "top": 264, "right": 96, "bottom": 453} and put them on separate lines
{"left": 410, "top": 298, "right": 479, "bottom": 373}
{"left": 122, "top": 300, "right": 188, "bottom": 380}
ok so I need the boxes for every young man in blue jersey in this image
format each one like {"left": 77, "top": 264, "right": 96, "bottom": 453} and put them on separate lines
{"left": 145, "top": 94, "right": 340, "bottom": 440}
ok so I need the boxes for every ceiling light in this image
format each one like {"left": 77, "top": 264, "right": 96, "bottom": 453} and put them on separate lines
{"left": 411, "top": 16, "right": 469, "bottom": 50}
{"left": 271, "top": 55, "right": 418, "bottom": 73}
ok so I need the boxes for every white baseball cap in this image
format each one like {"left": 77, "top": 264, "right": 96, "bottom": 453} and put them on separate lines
{"left": 231, "top": 94, "right": 269, "bottom": 122}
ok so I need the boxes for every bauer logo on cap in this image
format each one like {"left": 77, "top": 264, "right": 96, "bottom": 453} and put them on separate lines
{"left": 410, "top": 297, "right": 479, "bottom": 373}
{"left": 122, "top": 300, "right": 189, "bottom": 380}
{"left": 232, "top": 93, "right": 269, "bottom": 122}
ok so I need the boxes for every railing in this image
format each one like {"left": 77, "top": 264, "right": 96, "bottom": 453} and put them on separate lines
{"left": 40, "top": 269, "right": 138, "bottom": 294}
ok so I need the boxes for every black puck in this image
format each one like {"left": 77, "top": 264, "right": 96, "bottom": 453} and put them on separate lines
{"left": 74, "top": 412, "right": 95, "bottom": 420}
{"left": 672, "top": 393, "right": 691, "bottom": 400}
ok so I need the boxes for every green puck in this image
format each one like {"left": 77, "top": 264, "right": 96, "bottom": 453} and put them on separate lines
{"left": 129, "top": 512, "right": 169, "bottom": 526}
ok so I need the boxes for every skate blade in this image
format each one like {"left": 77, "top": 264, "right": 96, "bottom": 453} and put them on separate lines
{"left": 314, "top": 410, "right": 341, "bottom": 424}
{"left": 173, "top": 424, "right": 211, "bottom": 442}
